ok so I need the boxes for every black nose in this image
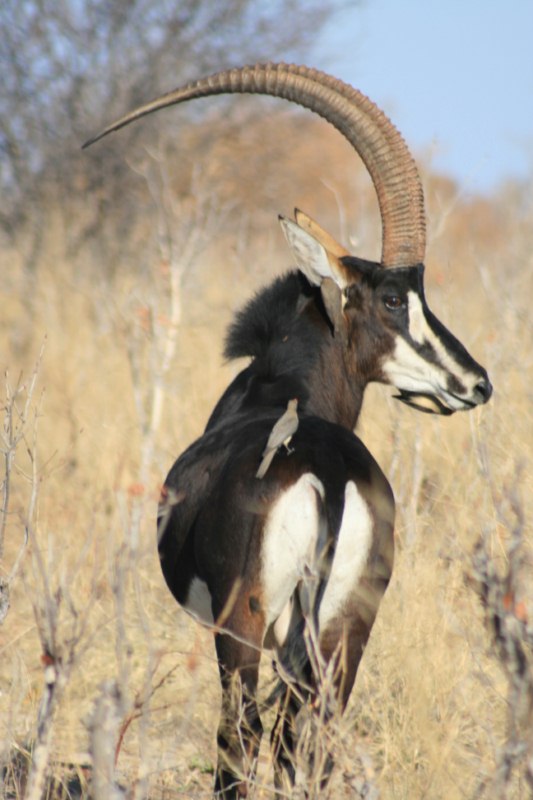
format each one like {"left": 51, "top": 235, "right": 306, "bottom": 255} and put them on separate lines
{"left": 474, "top": 376, "right": 493, "bottom": 404}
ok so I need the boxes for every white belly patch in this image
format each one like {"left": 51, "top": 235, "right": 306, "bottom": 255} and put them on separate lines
{"left": 261, "top": 473, "right": 325, "bottom": 638}
{"left": 262, "top": 477, "right": 374, "bottom": 644}
{"left": 184, "top": 477, "right": 374, "bottom": 642}
{"left": 184, "top": 576, "right": 214, "bottom": 625}
{"left": 318, "top": 481, "right": 373, "bottom": 630}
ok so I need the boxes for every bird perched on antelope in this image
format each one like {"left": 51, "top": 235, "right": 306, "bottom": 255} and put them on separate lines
{"left": 256, "top": 398, "right": 299, "bottom": 479}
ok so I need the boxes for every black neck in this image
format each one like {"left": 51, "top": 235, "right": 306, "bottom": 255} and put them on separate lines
{"left": 206, "top": 272, "right": 366, "bottom": 431}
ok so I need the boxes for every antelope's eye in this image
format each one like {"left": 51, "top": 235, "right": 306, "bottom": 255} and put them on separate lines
{"left": 383, "top": 295, "right": 404, "bottom": 310}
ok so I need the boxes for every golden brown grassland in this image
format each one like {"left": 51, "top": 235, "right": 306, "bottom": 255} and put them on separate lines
{"left": 0, "top": 118, "right": 531, "bottom": 798}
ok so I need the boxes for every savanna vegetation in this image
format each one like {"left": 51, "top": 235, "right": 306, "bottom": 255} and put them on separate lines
{"left": 1, "top": 2, "right": 532, "bottom": 798}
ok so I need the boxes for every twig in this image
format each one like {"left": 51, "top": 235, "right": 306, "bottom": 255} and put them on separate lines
{"left": 87, "top": 680, "right": 127, "bottom": 800}
{"left": 471, "top": 461, "right": 532, "bottom": 798}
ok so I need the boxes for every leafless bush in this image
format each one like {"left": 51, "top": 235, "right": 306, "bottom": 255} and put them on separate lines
{"left": 0, "top": 360, "right": 40, "bottom": 797}
{"left": 471, "top": 457, "right": 533, "bottom": 799}
{"left": 0, "top": 346, "right": 90, "bottom": 799}
{"left": 22, "top": 522, "right": 100, "bottom": 800}
{"left": 0, "top": 347, "right": 44, "bottom": 624}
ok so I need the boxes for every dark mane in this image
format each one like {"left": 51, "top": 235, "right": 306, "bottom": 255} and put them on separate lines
{"left": 224, "top": 271, "right": 319, "bottom": 361}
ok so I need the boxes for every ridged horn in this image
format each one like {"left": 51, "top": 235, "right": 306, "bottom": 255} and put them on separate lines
{"left": 83, "top": 63, "right": 426, "bottom": 267}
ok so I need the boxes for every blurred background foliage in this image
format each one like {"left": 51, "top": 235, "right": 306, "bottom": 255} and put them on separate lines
{"left": 0, "top": 0, "right": 347, "bottom": 273}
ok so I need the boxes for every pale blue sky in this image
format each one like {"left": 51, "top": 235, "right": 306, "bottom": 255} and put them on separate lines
{"left": 314, "top": 0, "right": 533, "bottom": 194}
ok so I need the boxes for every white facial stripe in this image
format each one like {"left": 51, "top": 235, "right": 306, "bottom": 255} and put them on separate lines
{"left": 407, "top": 291, "right": 427, "bottom": 344}
{"left": 382, "top": 338, "right": 467, "bottom": 410}
{"left": 422, "top": 324, "right": 471, "bottom": 391}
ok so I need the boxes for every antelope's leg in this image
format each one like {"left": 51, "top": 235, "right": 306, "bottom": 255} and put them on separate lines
{"left": 213, "top": 598, "right": 264, "bottom": 799}
{"left": 318, "top": 610, "right": 372, "bottom": 711}
{"left": 270, "top": 680, "right": 304, "bottom": 795}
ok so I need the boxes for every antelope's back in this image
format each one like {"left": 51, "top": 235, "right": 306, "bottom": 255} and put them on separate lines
{"left": 157, "top": 412, "right": 395, "bottom": 639}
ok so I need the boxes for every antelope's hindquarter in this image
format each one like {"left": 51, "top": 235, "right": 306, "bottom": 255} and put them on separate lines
{"left": 160, "top": 415, "right": 395, "bottom": 652}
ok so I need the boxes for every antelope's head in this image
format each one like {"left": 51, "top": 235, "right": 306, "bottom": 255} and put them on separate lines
{"left": 281, "top": 209, "right": 492, "bottom": 415}
{"left": 84, "top": 62, "right": 492, "bottom": 415}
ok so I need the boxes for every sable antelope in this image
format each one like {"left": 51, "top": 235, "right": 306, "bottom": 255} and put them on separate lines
{"left": 84, "top": 63, "right": 492, "bottom": 798}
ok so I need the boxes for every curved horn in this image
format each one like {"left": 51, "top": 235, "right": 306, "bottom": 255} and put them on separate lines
{"left": 83, "top": 63, "right": 426, "bottom": 267}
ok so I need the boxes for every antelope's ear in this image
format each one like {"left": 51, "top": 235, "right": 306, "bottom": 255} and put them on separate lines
{"left": 293, "top": 208, "right": 350, "bottom": 259}
{"left": 279, "top": 215, "right": 352, "bottom": 289}
{"left": 320, "top": 278, "right": 349, "bottom": 344}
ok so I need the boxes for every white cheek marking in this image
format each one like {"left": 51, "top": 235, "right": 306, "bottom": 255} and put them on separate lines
{"left": 382, "top": 318, "right": 478, "bottom": 406}
{"left": 382, "top": 336, "right": 443, "bottom": 393}
{"left": 184, "top": 576, "right": 214, "bottom": 625}
{"left": 261, "top": 473, "right": 325, "bottom": 634}
{"left": 318, "top": 481, "right": 373, "bottom": 631}
{"left": 384, "top": 290, "right": 440, "bottom": 392}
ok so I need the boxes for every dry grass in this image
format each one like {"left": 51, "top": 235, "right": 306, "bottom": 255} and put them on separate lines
{"left": 0, "top": 120, "right": 531, "bottom": 799}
